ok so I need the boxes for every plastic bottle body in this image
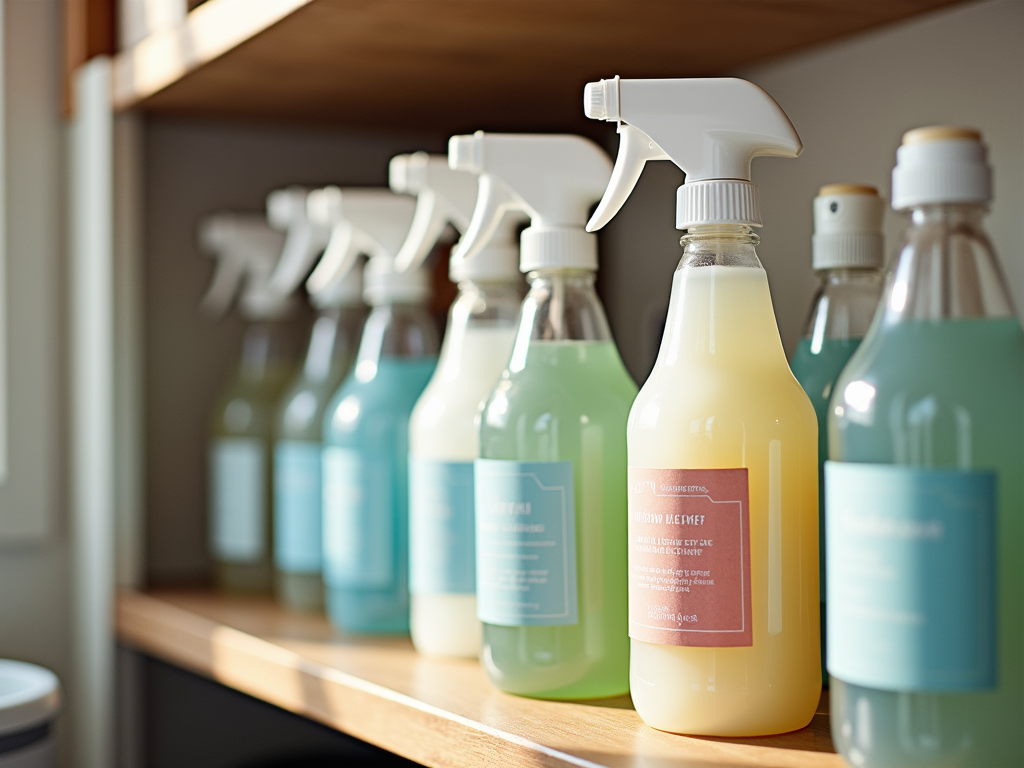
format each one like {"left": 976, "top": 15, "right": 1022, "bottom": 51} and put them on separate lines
{"left": 322, "top": 303, "right": 438, "bottom": 633}
{"left": 478, "top": 270, "right": 636, "bottom": 699}
{"left": 273, "top": 306, "right": 365, "bottom": 611}
{"left": 627, "top": 228, "right": 820, "bottom": 735}
{"left": 789, "top": 269, "right": 882, "bottom": 677}
{"left": 210, "top": 319, "right": 297, "bottom": 593}
{"left": 409, "top": 281, "right": 521, "bottom": 657}
{"left": 828, "top": 205, "right": 1024, "bottom": 767}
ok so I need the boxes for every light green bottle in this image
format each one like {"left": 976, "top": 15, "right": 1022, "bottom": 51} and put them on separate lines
{"left": 788, "top": 184, "right": 884, "bottom": 679}
{"left": 827, "top": 128, "right": 1024, "bottom": 767}
{"left": 450, "top": 131, "right": 633, "bottom": 699}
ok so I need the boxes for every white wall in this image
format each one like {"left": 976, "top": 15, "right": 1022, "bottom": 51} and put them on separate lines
{"left": 0, "top": 0, "right": 71, "bottom": 756}
{"left": 600, "top": 0, "right": 1024, "bottom": 377}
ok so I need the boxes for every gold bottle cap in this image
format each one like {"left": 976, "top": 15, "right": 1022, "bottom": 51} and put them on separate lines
{"left": 902, "top": 126, "right": 981, "bottom": 145}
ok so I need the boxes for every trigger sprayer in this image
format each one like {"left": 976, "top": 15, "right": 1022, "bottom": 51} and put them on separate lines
{"left": 304, "top": 187, "right": 419, "bottom": 307}
{"left": 583, "top": 77, "right": 801, "bottom": 232}
{"left": 448, "top": 132, "right": 612, "bottom": 273}
{"left": 198, "top": 213, "right": 291, "bottom": 319}
{"left": 390, "top": 151, "right": 525, "bottom": 281}
{"left": 265, "top": 186, "right": 332, "bottom": 297}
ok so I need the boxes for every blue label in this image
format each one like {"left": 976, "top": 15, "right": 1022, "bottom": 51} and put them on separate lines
{"left": 273, "top": 441, "right": 323, "bottom": 574}
{"left": 825, "top": 461, "right": 997, "bottom": 691}
{"left": 409, "top": 458, "right": 475, "bottom": 595}
{"left": 474, "top": 459, "right": 578, "bottom": 626}
{"left": 209, "top": 438, "right": 266, "bottom": 562}
{"left": 322, "top": 447, "right": 393, "bottom": 589}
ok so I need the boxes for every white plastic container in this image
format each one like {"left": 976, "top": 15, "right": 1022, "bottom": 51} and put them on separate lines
{"left": 0, "top": 661, "right": 60, "bottom": 768}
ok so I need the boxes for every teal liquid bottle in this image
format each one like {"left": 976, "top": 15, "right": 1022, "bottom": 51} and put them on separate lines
{"left": 827, "top": 128, "right": 1024, "bottom": 767}
{"left": 789, "top": 184, "right": 884, "bottom": 680}
{"left": 273, "top": 302, "right": 365, "bottom": 611}
{"left": 478, "top": 269, "right": 637, "bottom": 698}
{"left": 322, "top": 286, "right": 438, "bottom": 633}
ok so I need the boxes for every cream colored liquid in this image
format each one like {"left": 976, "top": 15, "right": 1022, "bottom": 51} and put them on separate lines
{"left": 628, "top": 265, "right": 820, "bottom": 736}
{"left": 409, "top": 325, "right": 517, "bottom": 657}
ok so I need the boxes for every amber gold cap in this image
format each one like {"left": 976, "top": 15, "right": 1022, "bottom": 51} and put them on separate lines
{"left": 902, "top": 126, "right": 982, "bottom": 146}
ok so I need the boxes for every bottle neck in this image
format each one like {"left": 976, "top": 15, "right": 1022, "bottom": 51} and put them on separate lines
{"left": 240, "top": 319, "right": 295, "bottom": 380}
{"left": 881, "top": 202, "right": 1013, "bottom": 325}
{"left": 450, "top": 279, "right": 524, "bottom": 331}
{"left": 518, "top": 268, "right": 612, "bottom": 343}
{"left": 679, "top": 225, "right": 762, "bottom": 269}
{"left": 353, "top": 301, "right": 439, "bottom": 380}
{"left": 801, "top": 268, "right": 884, "bottom": 343}
{"left": 302, "top": 306, "right": 366, "bottom": 382}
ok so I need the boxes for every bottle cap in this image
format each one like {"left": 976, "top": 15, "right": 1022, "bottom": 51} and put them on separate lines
{"left": 891, "top": 126, "right": 991, "bottom": 210}
{"left": 265, "top": 186, "right": 331, "bottom": 297}
{"left": 304, "top": 187, "right": 424, "bottom": 307}
{"left": 813, "top": 184, "right": 884, "bottom": 270}
{"left": 582, "top": 77, "right": 801, "bottom": 231}
{"left": 449, "top": 132, "right": 611, "bottom": 273}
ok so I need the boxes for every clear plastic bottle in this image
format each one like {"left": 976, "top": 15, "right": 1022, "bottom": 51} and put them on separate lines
{"left": 210, "top": 317, "right": 297, "bottom": 593}
{"left": 627, "top": 226, "right": 820, "bottom": 735}
{"left": 322, "top": 300, "right": 438, "bottom": 633}
{"left": 478, "top": 269, "right": 637, "bottom": 698}
{"left": 789, "top": 184, "right": 884, "bottom": 679}
{"left": 828, "top": 128, "right": 1024, "bottom": 768}
{"left": 409, "top": 278, "right": 521, "bottom": 657}
{"left": 273, "top": 305, "right": 365, "bottom": 610}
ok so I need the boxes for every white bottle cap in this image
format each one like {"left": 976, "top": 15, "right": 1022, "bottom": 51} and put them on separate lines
{"left": 583, "top": 77, "right": 801, "bottom": 232}
{"left": 265, "top": 186, "right": 331, "bottom": 297}
{"left": 891, "top": 127, "right": 991, "bottom": 210}
{"left": 812, "top": 184, "right": 884, "bottom": 270}
{"left": 449, "top": 132, "right": 610, "bottom": 273}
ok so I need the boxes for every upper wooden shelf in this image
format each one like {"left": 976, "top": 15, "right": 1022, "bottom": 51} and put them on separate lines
{"left": 112, "top": 0, "right": 964, "bottom": 133}
{"left": 118, "top": 590, "right": 842, "bottom": 768}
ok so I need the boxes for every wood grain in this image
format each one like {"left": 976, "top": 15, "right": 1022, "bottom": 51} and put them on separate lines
{"left": 110, "top": 0, "right": 965, "bottom": 132}
{"left": 117, "top": 590, "right": 843, "bottom": 768}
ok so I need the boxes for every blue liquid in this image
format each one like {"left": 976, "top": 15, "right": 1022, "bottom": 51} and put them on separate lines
{"left": 790, "top": 336, "right": 861, "bottom": 680}
{"left": 829, "top": 318, "right": 1024, "bottom": 767}
{"left": 322, "top": 357, "right": 436, "bottom": 633}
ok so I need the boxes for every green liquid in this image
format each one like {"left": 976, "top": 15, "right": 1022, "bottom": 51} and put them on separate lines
{"left": 790, "top": 336, "right": 861, "bottom": 679}
{"left": 479, "top": 341, "right": 637, "bottom": 699}
{"left": 829, "top": 318, "right": 1024, "bottom": 767}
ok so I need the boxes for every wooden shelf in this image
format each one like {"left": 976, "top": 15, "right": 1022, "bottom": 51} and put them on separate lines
{"left": 117, "top": 590, "right": 842, "bottom": 768}
{"left": 112, "top": 0, "right": 964, "bottom": 132}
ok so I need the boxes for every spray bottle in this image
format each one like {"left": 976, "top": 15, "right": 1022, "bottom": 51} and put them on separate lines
{"left": 390, "top": 152, "right": 525, "bottom": 658}
{"left": 788, "top": 184, "right": 884, "bottom": 678}
{"left": 315, "top": 188, "right": 437, "bottom": 634}
{"left": 828, "top": 128, "right": 1024, "bottom": 768}
{"left": 200, "top": 213, "right": 296, "bottom": 594}
{"left": 265, "top": 187, "right": 367, "bottom": 611}
{"left": 451, "top": 132, "right": 637, "bottom": 698}
{"left": 584, "top": 77, "right": 819, "bottom": 734}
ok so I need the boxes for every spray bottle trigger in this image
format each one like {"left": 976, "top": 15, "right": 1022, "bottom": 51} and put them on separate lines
{"left": 201, "top": 254, "right": 244, "bottom": 317}
{"left": 306, "top": 221, "right": 365, "bottom": 296}
{"left": 394, "top": 189, "right": 448, "bottom": 273}
{"left": 587, "top": 124, "right": 669, "bottom": 232}
{"left": 452, "top": 175, "right": 520, "bottom": 262}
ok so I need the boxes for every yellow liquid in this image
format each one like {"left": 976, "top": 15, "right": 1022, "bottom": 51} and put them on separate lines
{"left": 627, "top": 265, "right": 820, "bottom": 736}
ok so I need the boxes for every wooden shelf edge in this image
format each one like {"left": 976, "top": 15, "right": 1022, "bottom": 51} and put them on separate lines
{"left": 116, "top": 590, "right": 607, "bottom": 768}
{"left": 112, "top": 0, "right": 313, "bottom": 111}
{"left": 117, "top": 591, "right": 842, "bottom": 768}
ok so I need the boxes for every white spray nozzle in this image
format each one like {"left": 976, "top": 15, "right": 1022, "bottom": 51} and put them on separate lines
{"left": 198, "top": 213, "right": 289, "bottom": 319}
{"left": 450, "top": 132, "right": 612, "bottom": 272}
{"left": 265, "top": 186, "right": 331, "bottom": 297}
{"left": 584, "top": 77, "right": 802, "bottom": 231}
{"left": 304, "top": 187, "right": 421, "bottom": 307}
{"left": 389, "top": 152, "right": 478, "bottom": 274}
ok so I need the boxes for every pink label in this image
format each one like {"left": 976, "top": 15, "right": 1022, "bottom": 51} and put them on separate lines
{"left": 627, "top": 468, "right": 752, "bottom": 647}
